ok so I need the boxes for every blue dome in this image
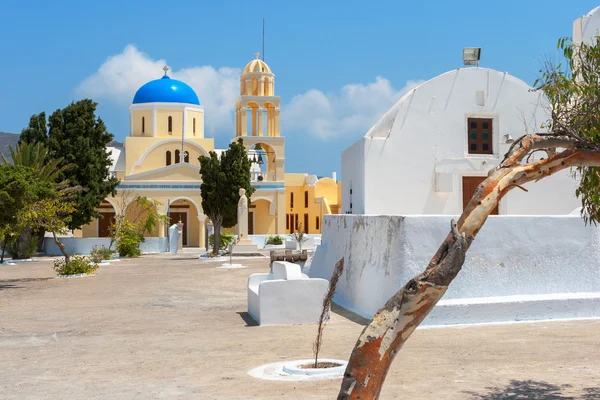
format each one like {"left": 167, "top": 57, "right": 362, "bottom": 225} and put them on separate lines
{"left": 132, "top": 75, "right": 200, "bottom": 105}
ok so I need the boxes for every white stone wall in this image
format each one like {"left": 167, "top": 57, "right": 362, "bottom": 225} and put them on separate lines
{"left": 43, "top": 237, "right": 169, "bottom": 256}
{"left": 307, "top": 214, "right": 600, "bottom": 325}
{"left": 574, "top": 6, "right": 600, "bottom": 46}
{"left": 341, "top": 68, "right": 580, "bottom": 216}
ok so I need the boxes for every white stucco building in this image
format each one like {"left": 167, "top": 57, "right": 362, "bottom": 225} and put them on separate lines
{"left": 342, "top": 67, "right": 580, "bottom": 215}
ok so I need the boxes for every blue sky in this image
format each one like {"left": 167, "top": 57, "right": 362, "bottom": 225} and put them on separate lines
{"left": 1, "top": 0, "right": 598, "bottom": 177}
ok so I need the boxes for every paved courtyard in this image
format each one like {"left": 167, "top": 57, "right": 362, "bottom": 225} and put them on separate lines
{"left": 1, "top": 255, "right": 599, "bottom": 399}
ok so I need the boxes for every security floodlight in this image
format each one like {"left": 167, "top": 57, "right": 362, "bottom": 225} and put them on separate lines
{"left": 463, "top": 47, "right": 481, "bottom": 67}
{"left": 504, "top": 133, "right": 515, "bottom": 143}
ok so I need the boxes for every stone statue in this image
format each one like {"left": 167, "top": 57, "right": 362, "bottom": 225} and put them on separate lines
{"left": 237, "top": 188, "right": 251, "bottom": 244}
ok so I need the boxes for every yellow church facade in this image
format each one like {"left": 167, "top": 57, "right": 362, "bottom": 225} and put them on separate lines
{"left": 77, "top": 56, "right": 340, "bottom": 248}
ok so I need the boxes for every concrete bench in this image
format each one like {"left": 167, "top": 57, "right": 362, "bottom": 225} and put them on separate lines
{"left": 247, "top": 261, "right": 328, "bottom": 325}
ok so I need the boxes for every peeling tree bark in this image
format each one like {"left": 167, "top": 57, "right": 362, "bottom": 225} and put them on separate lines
{"left": 338, "top": 134, "right": 600, "bottom": 399}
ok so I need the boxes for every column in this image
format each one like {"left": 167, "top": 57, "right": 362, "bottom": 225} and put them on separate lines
{"left": 258, "top": 77, "right": 265, "bottom": 96}
{"left": 198, "top": 215, "right": 207, "bottom": 250}
{"left": 251, "top": 107, "right": 257, "bottom": 136}
{"left": 274, "top": 107, "right": 280, "bottom": 136}
{"left": 158, "top": 214, "right": 166, "bottom": 238}
{"left": 235, "top": 109, "right": 240, "bottom": 136}
{"left": 240, "top": 107, "right": 248, "bottom": 136}
{"left": 152, "top": 107, "right": 157, "bottom": 137}
{"left": 257, "top": 107, "right": 264, "bottom": 137}
{"left": 267, "top": 108, "right": 272, "bottom": 136}
{"left": 245, "top": 78, "right": 252, "bottom": 95}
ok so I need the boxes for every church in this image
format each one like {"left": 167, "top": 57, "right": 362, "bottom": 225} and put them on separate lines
{"left": 76, "top": 54, "right": 341, "bottom": 248}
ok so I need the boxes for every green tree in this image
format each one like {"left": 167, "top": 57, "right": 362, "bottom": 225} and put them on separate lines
{"left": 199, "top": 138, "right": 255, "bottom": 255}
{"left": 19, "top": 112, "right": 47, "bottom": 145}
{"left": 19, "top": 99, "right": 119, "bottom": 230}
{"left": 339, "top": 37, "right": 600, "bottom": 398}
{"left": 0, "top": 165, "right": 54, "bottom": 263}
{"left": 1, "top": 142, "right": 73, "bottom": 259}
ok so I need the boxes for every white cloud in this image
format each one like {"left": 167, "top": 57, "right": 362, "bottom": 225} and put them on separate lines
{"left": 77, "top": 44, "right": 423, "bottom": 140}
{"left": 283, "top": 77, "right": 424, "bottom": 139}
{"left": 76, "top": 44, "right": 240, "bottom": 135}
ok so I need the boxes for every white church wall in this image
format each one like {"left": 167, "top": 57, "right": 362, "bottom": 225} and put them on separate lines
{"left": 306, "top": 214, "right": 600, "bottom": 325}
{"left": 341, "top": 138, "right": 366, "bottom": 214}
{"left": 342, "top": 68, "right": 580, "bottom": 215}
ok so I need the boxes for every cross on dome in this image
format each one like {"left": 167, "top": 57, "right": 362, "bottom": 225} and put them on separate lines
{"left": 255, "top": 52, "right": 260, "bottom": 59}
{"left": 162, "top": 65, "right": 170, "bottom": 75}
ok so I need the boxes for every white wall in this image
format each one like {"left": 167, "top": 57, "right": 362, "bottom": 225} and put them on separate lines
{"left": 307, "top": 214, "right": 600, "bottom": 325}
{"left": 574, "top": 6, "right": 600, "bottom": 46}
{"left": 341, "top": 68, "right": 580, "bottom": 216}
{"left": 341, "top": 138, "right": 366, "bottom": 214}
{"left": 44, "top": 237, "right": 168, "bottom": 256}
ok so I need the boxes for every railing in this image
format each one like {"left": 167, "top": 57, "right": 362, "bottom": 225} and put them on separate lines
{"left": 251, "top": 171, "right": 276, "bottom": 182}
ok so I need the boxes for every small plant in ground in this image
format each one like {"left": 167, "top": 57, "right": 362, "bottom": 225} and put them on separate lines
{"left": 115, "top": 220, "right": 143, "bottom": 258}
{"left": 209, "top": 231, "right": 235, "bottom": 251}
{"left": 53, "top": 255, "right": 98, "bottom": 276}
{"left": 90, "top": 246, "right": 115, "bottom": 263}
{"left": 290, "top": 223, "right": 309, "bottom": 251}
{"left": 265, "top": 235, "right": 283, "bottom": 245}
{"left": 313, "top": 258, "right": 344, "bottom": 368}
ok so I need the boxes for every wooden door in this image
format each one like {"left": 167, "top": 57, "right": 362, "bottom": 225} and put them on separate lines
{"left": 248, "top": 211, "right": 254, "bottom": 235}
{"left": 98, "top": 212, "right": 115, "bottom": 237}
{"left": 303, "top": 214, "right": 309, "bottom": 233}
{"left": 462, "top": 176, "right": 498, "bottom": 215}
{"left": 169, "top": 212, "right": 188, "bottom": 246}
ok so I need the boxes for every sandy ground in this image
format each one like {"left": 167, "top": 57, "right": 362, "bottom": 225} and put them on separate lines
{"left": 1, "top": 254, "right": 599, "bottom": 400}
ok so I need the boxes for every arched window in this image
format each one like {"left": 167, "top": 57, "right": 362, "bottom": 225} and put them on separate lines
{"left": 193, "top": 118, "right": 196, "bottom": 135}
{"left": 175, "top": 149, "right": 180, "bottom": 163}
{"left": 168, "top": 116, "right": 173, "bottom": 133}
{"left": 166, "top": 151, "right": 172, "bottom": 166}
{"left": 290, "top": 192, "right": 294, "bottom": 209}
{"left": 184, "top": 151, "right": 189, "bottom": 163}
{"left": 142, "top": 117, "right": 145, "bottom": 134}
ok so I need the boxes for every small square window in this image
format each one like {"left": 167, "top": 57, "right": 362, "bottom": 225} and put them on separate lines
{"left": 482, "top": 132, "right": 488, "bottom": 140}
{"left": 470, "top": 122, "right": 477, "bottom": 129}
{"left": 482, "top": 144, "right": 489, "bottom": 151}
{"left": 470, "top": 132, "right": 477, "bottom": 140}
{"left": 470, "top": 143, "right": 477, "bottom": 151}
{"left": 483, "top": 122, "right": 489, "bottom": 129}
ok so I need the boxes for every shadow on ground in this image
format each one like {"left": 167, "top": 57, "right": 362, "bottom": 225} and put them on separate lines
{"left": 465, "top": 380, "right": 600, "bottom": 400}
{"left": 237, "top": 311, "right": 259, "bottom": 327}
{"left": 0, "top": 283, "right": 24, "bottom": 290}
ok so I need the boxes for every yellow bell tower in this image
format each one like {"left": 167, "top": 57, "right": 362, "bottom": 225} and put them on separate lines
{"left": 235, "top": 52, "right": 280, "bottom": 137}
{"left": 233, "top": 53, "right": 286, "bottom": 235}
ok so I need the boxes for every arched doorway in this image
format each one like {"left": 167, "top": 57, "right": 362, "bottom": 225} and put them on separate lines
{"left": 251, "top": 198, "right": 277, "bottom": 234}
{"left": 168, "top": 198, "right": 201, "bottom": 247}
{"left": 97, "top": 200, "right": 117, "bottom": 238}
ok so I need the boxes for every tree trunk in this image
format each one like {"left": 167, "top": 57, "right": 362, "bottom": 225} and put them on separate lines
{"left": 0, "top": 239, "right": 7, "bottom": 264}
{"left": 212, "top": 219, "right": 222, "bottom": 256}
{"left": 338, "top": 135, "right": 600, "bottom": 399}
{"left": 52, "top": 231, "right": 70, "bottom": 264}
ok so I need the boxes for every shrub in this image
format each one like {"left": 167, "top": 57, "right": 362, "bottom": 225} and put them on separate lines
{"left": 90, "top": 246, "right": 115, "bottom": 263}
{"left": 208, "top": 231, "right": 235, "bottom": 251}
{"left": 115, "top": 221, "right": 143, "bottom": 258}
{"left": 116, "top": 234, "right": 142, "bottom": 258}
{"left": 53, "top": 255, "right": 98, "bottom": 276}
{"left": 265, "top": 235, "right": 284, "bottom": 245}
{"left": 6, "top": 228, "right": 40, "bottom": 259}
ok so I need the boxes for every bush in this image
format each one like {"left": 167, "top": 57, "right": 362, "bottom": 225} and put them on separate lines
{"left": 208, "top": 231, "right": 235, "bottom": 251}
{"left": 116, "top": 234, "right": 142, "bottom": 258}
{"left": 90, "top": 246, "right": 115, "bottom": 263}
{"left": 265, "top": 235, "right": 283, "bottom": 245}
{"left": 6, "top": 228, "right": 40, "bottom": 259}
{"left": 53, "top": 255, "right": 98, "bottom": 276}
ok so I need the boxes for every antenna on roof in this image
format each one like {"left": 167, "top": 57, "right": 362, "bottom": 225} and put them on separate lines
{"left": 262, "top": 18, "right": 265, "bottom": 62}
